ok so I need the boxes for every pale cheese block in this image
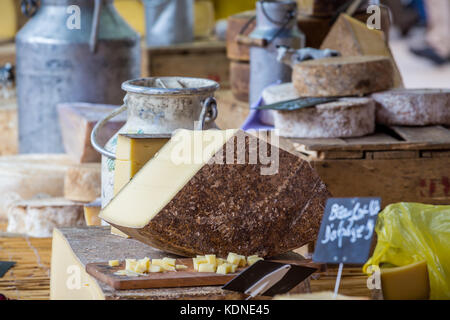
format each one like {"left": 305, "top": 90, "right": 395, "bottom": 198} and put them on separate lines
{"left": 0, "top": 154, "right": 74, "bottom": 220}
{"left": 57, "top": 103, "right": 126, "bottom": 163}
{"left": 64, "top": 163, "right": 101, "bottom": 203}
{"left": 100, "top": 129, "right": 330, "bottom": 257}
{"left": 293, "top": 56, "right": 394, "bottom": 98}
{"left": 372, "top": 89, "right": 450, "bottom": 126}
{"left": 84, "top": 199, "right": 101, "bottom": 226}
{"left": 320, "top": 14, "right": 403, "bottom": 88}
{"left": 112, "top": 134, "right": 169, "bottom": 238}
{"left": 7, "top": 198, "right": 85, "bottom": 237}
{"left": 262, "top": 83, "right": 375, "bottom": 138}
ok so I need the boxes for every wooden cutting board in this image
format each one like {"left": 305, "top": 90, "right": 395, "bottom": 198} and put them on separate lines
{"left": 86, "top": 258, "right": 323, "bottom": 290}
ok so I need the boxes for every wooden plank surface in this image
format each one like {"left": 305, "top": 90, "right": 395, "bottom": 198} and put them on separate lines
{"left": 86, "top": 259, "right": 323, "bottom": 291}
{"left": 392, "top": 126, "right": 450, "bottom": 143}
{"left": 0, "top": 229, "right": 371, "bottom": 300}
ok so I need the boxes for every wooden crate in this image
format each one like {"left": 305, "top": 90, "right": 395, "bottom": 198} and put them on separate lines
{"left": 282, "top": 125, "right": 450, "bottom": 207}
{"left": 146, "top": 39, "right": 229, "bottom": 88}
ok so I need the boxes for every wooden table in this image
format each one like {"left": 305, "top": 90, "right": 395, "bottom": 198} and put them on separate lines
{"left": 0, "top": 223, "right": 370, "bottom": 300}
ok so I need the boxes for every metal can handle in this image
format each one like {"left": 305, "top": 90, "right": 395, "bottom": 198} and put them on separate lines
{"left": 90, "top": 104, "right": 128, "bottom": 160}
{"left": 91, "top": 97, "right": 219, "bottom": 159}
{"left": 197, "top": 97, "right": 218, "bottom": 130}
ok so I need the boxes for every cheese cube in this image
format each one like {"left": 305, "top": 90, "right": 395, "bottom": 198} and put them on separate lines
{"left": 162, "top": 257, "right": 176, "bottom": 267}
{"left": 149, "top": 265, "right": 164, "bottom": 273}
{"left": 175, "top": 264, "right": 188, "bottom": 270}
{"left": 230, "top": 264, "right": 238, "bottom": 273}
{"left": 136, "top": 257, "right": 150, "bottom": 273}
{"left": 247, "top": 256, "right": 263, "bottom": 266}
{"left": 161, "top": 263, "right": 176, "bottom": 272}
{"left": 216, "top": 263, "right": 232, "bottom": 275}
{"left": 198, "top": 263, "right": 216, "bottom": 273}
{"left": 125, "top": 259, "right": 137, "bottom": 271}
{"left": 227, "top": 252, "right": 241, "bottom": 265}
{"left": 193, "top": 257, "right": 208, "bottom": 271}
{"left": 217, "top": 258, "right": 226, "bottom": 266}
{"left": 108, "top": 260, "right": 120, "bottom": 267}
{"left": 238, "top": 255, "right": 246, "bottom": 267}
{"left": 205, "top": 254, "right": 216, "bottom": 266}
{"left": 151, "top": 259, "right": 164, "bottom": 266}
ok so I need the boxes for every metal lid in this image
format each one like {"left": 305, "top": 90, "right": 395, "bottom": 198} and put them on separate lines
{"left": 122, "top": 77, "right": 220, "bottom": 96}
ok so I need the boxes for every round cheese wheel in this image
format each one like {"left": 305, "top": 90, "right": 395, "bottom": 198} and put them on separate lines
{"left": 263, "top": 83, "right": 376, "bottom": 138}
{"left": 372, "top": 89, "right": 450, "bottom": 126}
{"left": 292, "top": 56, "right": 394, "bottom": 97}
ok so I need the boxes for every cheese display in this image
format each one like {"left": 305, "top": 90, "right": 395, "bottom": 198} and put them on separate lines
{"left": 381, "top": 261, "right": 430, "bottom": 300}
{"left": 100, "top": 129, "right": 330, "bottom": 257}
{"left": 114, "top": 134, "right": 169, "bottom": 195}
{"left": 83, "top": 199, "right": 102, "bottom": 226}
{"left": 7, "top": 198, "right": 85, "bottom": 237}
{"left": 321, "top": 14, "right": 403, "bottom": 88}
{"left": 64, "top": 163, "right": 101, "bottom": 203}
{"left": 293, "top": 56, "right": 394, "bottom": 97}
{"left": 0, "top": 154, "right": 74, "bottom": 220}
{"left": 262, "top": 83, "right": 375, "bottom": 138}
{"left": 50, "top": 227, "right": 249, "bottom": 299}
{"left": 57, "top": 103, "right": 126, "bottom": 163}
{"left": 372, "top": 89, "right": 450, "bottom": 126}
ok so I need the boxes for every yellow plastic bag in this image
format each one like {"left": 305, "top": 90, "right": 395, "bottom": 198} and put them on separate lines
{"left": 363, "top": 203, "right": 450, "bottom": 300}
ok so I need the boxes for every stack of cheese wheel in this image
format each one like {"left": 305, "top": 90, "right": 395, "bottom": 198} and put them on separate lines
{"left": 226, "top": 11, "right": 254, "bottom": 102}
{"left": 263, "top": 55, "right": 394, "bottom": 138}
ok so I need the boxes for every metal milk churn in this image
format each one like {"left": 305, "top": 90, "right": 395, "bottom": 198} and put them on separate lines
{"left": 16, "top": 0, "right": 141, "bottom": 153}
{"left": 90, "top": 77, "right": 219, "bottom": 208}
{"left": 247, "top": 0, "right": 304, "bottom": 125}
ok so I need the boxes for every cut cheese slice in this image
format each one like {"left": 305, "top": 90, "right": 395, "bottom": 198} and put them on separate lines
{"left": 101, "top": 129, "right": 330, "bottom": 257}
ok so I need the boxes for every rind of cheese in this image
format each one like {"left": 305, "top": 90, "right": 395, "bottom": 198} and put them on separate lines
{"left": 381, "top": 261, "right": 430, "bottom": 300}
{"left": 293, "top": 56, "right": 394, "bottom": 97}
{"left": 101, "top": 129, "right": 237, "bottom": 228}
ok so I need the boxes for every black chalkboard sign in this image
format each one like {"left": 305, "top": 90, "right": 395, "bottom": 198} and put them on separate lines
{"left": 313, "top": 197, "right": 381, "bottom": 264}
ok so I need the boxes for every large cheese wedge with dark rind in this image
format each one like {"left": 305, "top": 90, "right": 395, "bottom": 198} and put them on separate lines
{"left": 372, "top": 89, "right": 450, "bottom": 126}
{"left": 100, "top": 129, "right": 330, "bottom": 257}
{"left": 293, "top": 56, "right": 394, "bottom": 97}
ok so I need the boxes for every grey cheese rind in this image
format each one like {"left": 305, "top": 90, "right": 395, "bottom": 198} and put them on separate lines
{"left": 7, "top": 198, "right": 85, "bottom": 237}
{"left": 292, "top": 56, "right": 394, "bottom": 97}
{"left": 372, "top": 89, "right": 450, "bottom": 126}
{"left": 262, "top": 83, "right": 376, "bottom": 138}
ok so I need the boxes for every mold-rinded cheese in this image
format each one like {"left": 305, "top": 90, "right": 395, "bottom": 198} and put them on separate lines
{"left": 372, "top": 89, "right": 450, "bottom": 126}
{"left": 7, "top": 198, "right": 85, "bottom": 237}
{"left": 84, "top": 199, "right": 102, "bottom": 226}
{"left": 293, "top": 56, "right": 394, "bottom": 97}
{"left": 263, "top": 83, "right": 375, "bottom": 138}
{"left": 381, "top": 261, "right": 430, "bottom": 300}
{"left": 57, "top": 103, "right": 125, "bottom": 163}
{"left": 101, "top": 129, "right": 330, "bottom": 257}
{"left": 64, "top": 163, "right": 101, "bottom": 203}
{"left": 320, "top": 14, "right": 403, "bottom": 88}
{"left": 0, "top": 154, "right": 74, "bottom": 219}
